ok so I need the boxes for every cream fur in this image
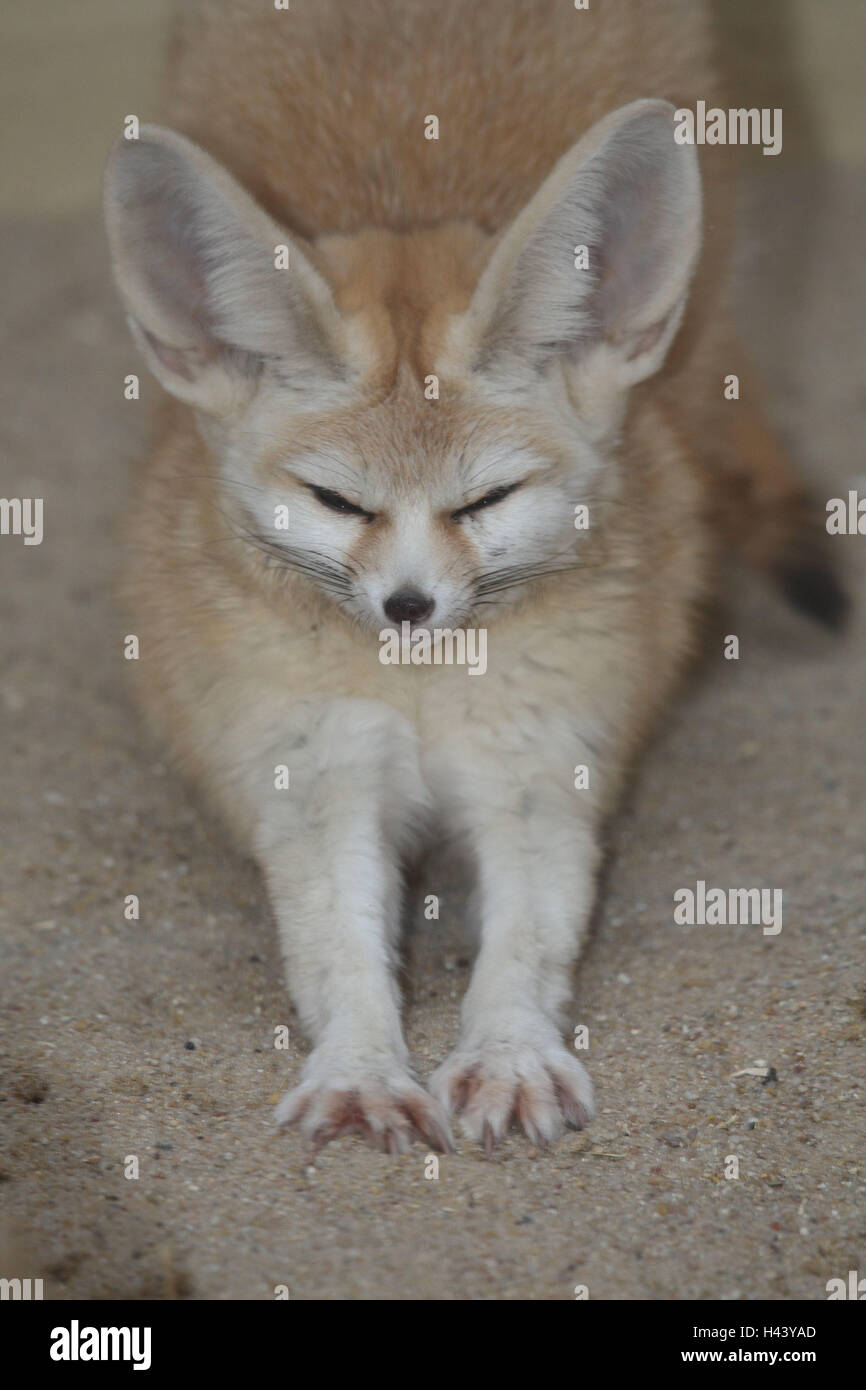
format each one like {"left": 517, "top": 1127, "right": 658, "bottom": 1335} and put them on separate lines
{"left": 103, "top": 0, "right": 815, "bottom": 1153}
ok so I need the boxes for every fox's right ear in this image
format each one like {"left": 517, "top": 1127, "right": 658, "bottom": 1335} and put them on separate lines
{"left": 462, "top": 100, "right": 701, "bottom": 421}
{"left": 103, "top": 125, "right": 349, "bottom": 415}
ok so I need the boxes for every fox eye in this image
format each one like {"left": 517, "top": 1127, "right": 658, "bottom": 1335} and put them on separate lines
{"left": 451, "top": 482, "right": 523, "bottom": 521}
{"left": 308, "top": 485, "right": 373, "bottom": 519}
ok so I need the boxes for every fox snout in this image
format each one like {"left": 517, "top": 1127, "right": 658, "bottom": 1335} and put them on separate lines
{"left": 382, "top": 588, "right": 436, "bottom": 625}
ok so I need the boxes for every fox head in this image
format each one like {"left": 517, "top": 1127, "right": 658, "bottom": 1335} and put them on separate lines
{"left": 104, "top": 100, "right": 700, "bottom": 632}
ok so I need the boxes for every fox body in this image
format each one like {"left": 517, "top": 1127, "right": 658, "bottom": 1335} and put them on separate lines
{"left": 105, "top": 0, "right": 838, "bottom": 1152}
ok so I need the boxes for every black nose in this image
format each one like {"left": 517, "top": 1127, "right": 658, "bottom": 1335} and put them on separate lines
{"left": 383, "top": 589, "right": 435, "bottom": 625}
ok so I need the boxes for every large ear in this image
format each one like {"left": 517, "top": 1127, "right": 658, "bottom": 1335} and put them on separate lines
{"left": 467, "top": 99, "right": 701, "bottom": 405}
{"left": 104, "top": 125, "right": 349, "bottom": 414}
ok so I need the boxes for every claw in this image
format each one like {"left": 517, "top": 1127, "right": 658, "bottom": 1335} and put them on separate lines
{"left": 276, "top": 1071, "right": 454, "bottom": 1155}
{"left": 430, "top": 1038, "right": 594, "bottom": 1152}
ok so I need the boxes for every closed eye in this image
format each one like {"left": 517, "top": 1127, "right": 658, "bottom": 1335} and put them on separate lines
{"left": 451, "top": 481, "right": 524, "bottom": 521}
{"left": 307, "top": 485, "right": 374, "bottom": 519}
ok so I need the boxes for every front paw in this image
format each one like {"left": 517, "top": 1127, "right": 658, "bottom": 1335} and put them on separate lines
{"left": 429, "top": 1025, "right": 594, "bottom": 1152}
{"left": 276, "top": 1050, "right": 454, "bottom": 1156}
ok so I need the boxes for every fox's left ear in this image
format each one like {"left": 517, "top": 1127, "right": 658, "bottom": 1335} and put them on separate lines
{"left": 104, "top": 125, "right": 350, "bottom": 415}
{"left": 465, "top": 100, "right": 701, "bottom": 408}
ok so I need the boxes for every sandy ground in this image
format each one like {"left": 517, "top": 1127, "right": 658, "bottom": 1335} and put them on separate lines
{"left": 0, "top": 167, "right": 863, "bottom": 1301}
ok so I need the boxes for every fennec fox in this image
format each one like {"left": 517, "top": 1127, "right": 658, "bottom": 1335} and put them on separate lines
{"left": 104, "top": 1, "right": 842, "bottom": 1154}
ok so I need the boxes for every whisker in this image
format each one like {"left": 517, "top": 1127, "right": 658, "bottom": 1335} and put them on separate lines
{"left": 475, "top": 560, "right": 582, "bottom": 595}
{"left": 225, "top": 513, "right": 358, "bottom": 595}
